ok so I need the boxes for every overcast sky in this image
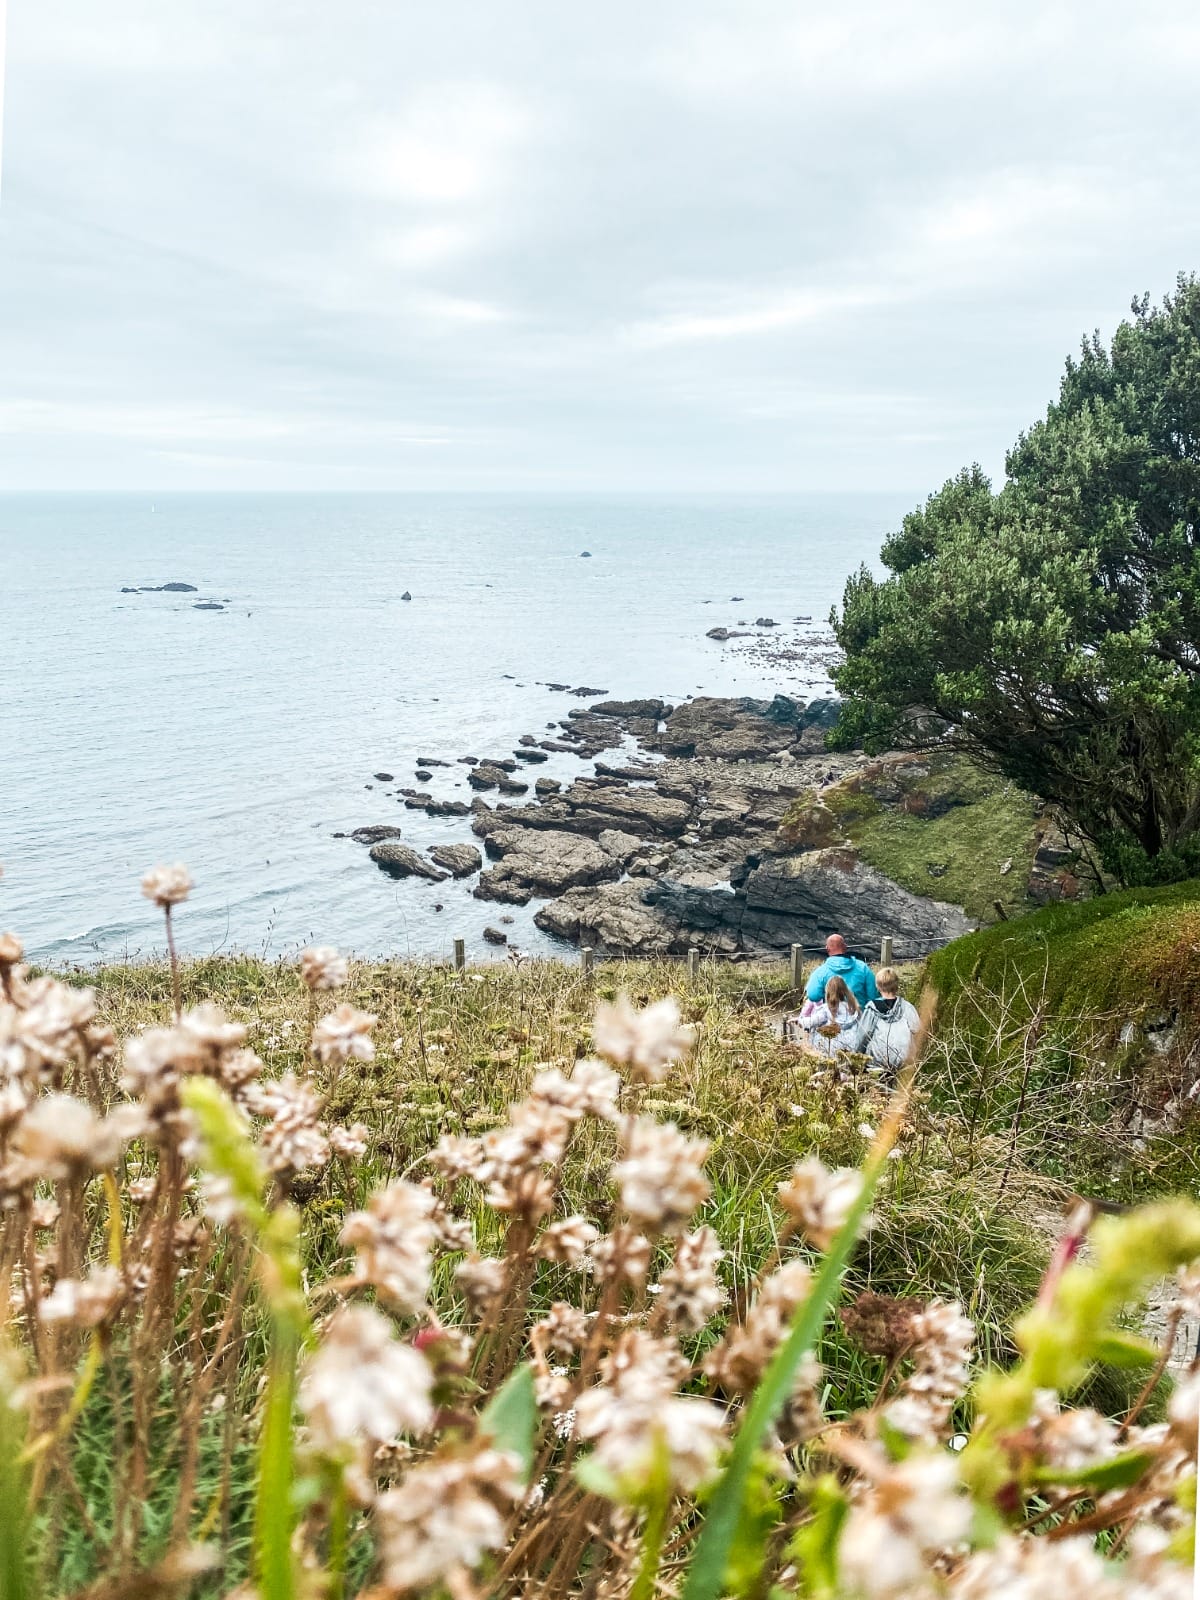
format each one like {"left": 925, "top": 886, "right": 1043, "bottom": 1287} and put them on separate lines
{"left": 2, "top": 2, "right": 1198, "bottom": 492}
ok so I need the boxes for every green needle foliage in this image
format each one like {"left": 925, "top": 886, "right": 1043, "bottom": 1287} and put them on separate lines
{"left": 833, "top": 276, "right": 1200, "bottom": 886}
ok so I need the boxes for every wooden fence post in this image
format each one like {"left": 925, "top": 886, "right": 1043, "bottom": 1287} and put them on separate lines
{"left": 453, "top": 938, "right": 466, "bottom": 971}
{"left": 880, "top": 935, "right": 893, "bottom": 968}
{"left": 790, "top": 943, "right": 804, "bottom": 991}
{"left": 687, "top": 947, "right": 700, "bottom": 982}
{"left": 582, "top": 946, "right": 595, "bottom": 980}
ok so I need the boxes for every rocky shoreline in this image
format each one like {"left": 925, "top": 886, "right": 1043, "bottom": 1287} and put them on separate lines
{"left": 340, "top": 691, "right": 1028, "bottom": 958}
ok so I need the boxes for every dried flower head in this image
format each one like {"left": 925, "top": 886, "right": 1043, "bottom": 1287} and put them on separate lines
{"left": 592, "top": 994, "right": 695, "bottom": 1083}
{"left": 883, "top": 1299, "right": 974, "bottom": 1444}
{"left": 537, "top": 1215, "right": 600, "bottom": 1268}
{"left": 375, "top": 1446, "right": 524, "bottom": 1592}
{"left": 777, "top": 1156, "right": 864, "bottom": 1250}
{"left": 40, "top": 1266, "right": 125, "bottom": 1328}
{"left": 11, "top": 1094, "right": 140, "bottom": 1181}
{"left": 342, "top": 1180, "right": 437, "bottom": 1315}
{"left": 612, "top": 1118, "right": 710, "bottom": 1234}
{"left": 657, "top": 1226, "right": 725, "bottom": 1333}
{"left": 299, "top": 946, "right": 349, "bottom": 992}
{"left": 311, "top": 1002, "right": 377, "bottom": 1066}
{"left": 141, "top": 864, "right": 193, "bottom": 908}
{"left": 300, "top": 1305, "right": 433, "bottom": 1453}
{"left": 456, "top": 1255, "right": 508, "bottom": 1310}
{"left": 706, "top": 1258, "right": 813, "bottom": 1395}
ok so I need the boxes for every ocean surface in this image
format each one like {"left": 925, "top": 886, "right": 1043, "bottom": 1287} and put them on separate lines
{"left": 0, "top": 493, "right": 911, "bottom": 966}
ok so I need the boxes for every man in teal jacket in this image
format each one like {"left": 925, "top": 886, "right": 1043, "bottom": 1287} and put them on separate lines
{"left": 804, "top": 933, "right": 880, "bottom": 1008}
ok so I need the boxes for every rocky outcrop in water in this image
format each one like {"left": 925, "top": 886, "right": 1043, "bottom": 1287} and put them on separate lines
{"left": 429, "top": 843, "right": 482, "bottom": 878}
{"left": 369, "top": 841, "right": 448, "bottom": 881}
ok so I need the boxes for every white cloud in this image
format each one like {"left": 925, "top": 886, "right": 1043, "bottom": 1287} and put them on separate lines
{"left": 624, "top": 284, "right": 893, "bottom": 347}
{"left": 344, "top": 83, "right": 533, "bottom": 206}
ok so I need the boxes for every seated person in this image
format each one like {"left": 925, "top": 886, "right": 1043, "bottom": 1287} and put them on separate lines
{"left": 855, "top": 966, "right": 922, "bottom": 1072}
{"left": 805, "top": 933, "right": 880, "bottom": 1009}
{"left": 799, "top": 976, "right": 861, "bottom": 1056}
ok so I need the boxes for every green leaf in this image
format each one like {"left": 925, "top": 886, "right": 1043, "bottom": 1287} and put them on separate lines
{"left": 0, "top": 1347, "right": 35, "bottom": 1600}
{"left": 256, "top": 1324, "right": 300, "bottom": 1600}
{"left": 480, "top": 1363, "right": 538, "bottom": 1481}
{"left": 574, "top": 1454, "right": 622, "bottom": 1499}
{"left": 1091, "top": 1331, "right": 1161, "bottom": 1368}
{"left": 681, "top": 1155, "right": 884, "bottom": 1600}
{"left": 1034, "top": 1448, "right": 1158, "bottom": 1493}
{"left": 789, "top": 1477, "right": 849, "bottom": 1598}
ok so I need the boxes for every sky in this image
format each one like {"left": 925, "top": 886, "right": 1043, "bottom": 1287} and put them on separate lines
{"left": 2, "top": 1, "right": 1199, "bottom": 492}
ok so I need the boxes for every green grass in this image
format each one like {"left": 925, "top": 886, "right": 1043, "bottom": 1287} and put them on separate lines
{"left": 925, "top": 876, "right": 1200, "bottom": 1019}
{"left": 36, "top": 940, "right": 1188, "bottom": 1594}
{"left": 780, "top": 752, "right": 1043, "bottom": 922}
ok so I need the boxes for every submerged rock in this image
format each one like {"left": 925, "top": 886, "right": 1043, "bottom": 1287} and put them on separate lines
{"left": 349, "top": 824, "right": 404, "bottom": 844}
{"left": 483, "top": 925, "right": 508, "bottom": 944}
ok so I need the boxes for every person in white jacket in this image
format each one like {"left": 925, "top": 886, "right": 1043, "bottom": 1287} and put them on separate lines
{"left": 854, "top": 967, "right": 922, "bottom": 1074}
{"left": 799, "top": 976, "right": 862, "bottom": 1057}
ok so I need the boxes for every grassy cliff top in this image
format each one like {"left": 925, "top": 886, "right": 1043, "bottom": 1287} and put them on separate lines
{"left": 779, "top": 750, "right": 1044, "bottom": 922}
{"left": 924, "top": 876, "right": 1200, "bottom": 1021}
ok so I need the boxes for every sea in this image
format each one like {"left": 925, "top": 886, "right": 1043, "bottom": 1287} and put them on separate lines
{"left": 0, "top": 493, "right": 912, "bottom": 966}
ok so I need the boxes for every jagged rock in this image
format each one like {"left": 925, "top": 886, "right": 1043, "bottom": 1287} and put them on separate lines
{"left": 415, "top": 770, "right": 433, "bottom": 782}
{"left": 597, "top": 829, "right": 645, "bottom": 865}
{"left": 484, "top": 757, "right": 519, "bottom": 772}
{"left": 368, "top": 842, "right": 448, "bottom": 882}
{"left": 349, "top": 825, "right": 404, "bottom": 844}
{"left": 737, "top": 848, "right": 972, "bottom": 956}
{"left": 483, "top": 926, "right": 508, "bottom": 944}
{"left": 401, "top": 591, "right": 412, "bottom": 601}
{"left": 588, "top": 698, "right": 668, "bottom": 720}
{"left": 416, "top": 757, "right": 450, "bottom": 767}
{"left": 534, "top": 881, "right": 683, "bottom": 953}
{"left": 514, "top": 748, "right": 550, "bottom": 763}
{"left": 654, "top": 697, "right": 802, "bottom": 760}
{"left": 535, "top": 778, "right": 561, "bottom": 796}
{"left": 476, "top": 827, "right": 620, "bottom": 897}
{"left": 468, "top": 764, "right": 528, "bottom": 795}
{"left": 755, "top": 617, "right": 777, "bottom": 627}
{"left": 473, "top": 877, "right": 533, "bottom": 905}
{"left": 706, "top": 627, "right": 748, "bottom": 641}
{"left": 459, "top": 756, "right": 480, "bottom": 765}
{"left": 429, "top": 844, "right": 482, "bottom": 878}
{"left": 373, "top": 772, "right": 394, "bottom": 782}
{"left": 425, "top": 799, "right": 471, "bottom": 817}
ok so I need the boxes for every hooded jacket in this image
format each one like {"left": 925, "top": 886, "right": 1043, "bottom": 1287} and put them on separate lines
{"left": 804, "top": 953, "right": 880, "bottom": 1008}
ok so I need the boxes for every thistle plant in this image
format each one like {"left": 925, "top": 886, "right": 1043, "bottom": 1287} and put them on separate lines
{"left": 0, "top": 872, "right": 1194, "bottom": 1598}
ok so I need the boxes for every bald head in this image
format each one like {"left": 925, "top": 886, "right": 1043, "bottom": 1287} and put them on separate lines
{"left": 826, "top": 934, "right": 847, "bottom": 955}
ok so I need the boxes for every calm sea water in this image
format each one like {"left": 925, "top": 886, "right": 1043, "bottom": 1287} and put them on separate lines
{"left": 0, "top": 493, "right": 909, "bottom": 964}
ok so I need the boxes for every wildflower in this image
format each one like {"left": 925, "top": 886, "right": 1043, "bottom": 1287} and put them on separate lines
{"left": 178, "top": 1003, "right": 247, "bottom": 1060}
{"left": 612, "top": 1118, "right": 710, "bottom": 1234}
{"left": 428, "top": 1132, "right": 484, "bottom": 1182}
{"left": 256, "top": 1072, "right": 330, "bottom": 1175}
{"left": 375, "top": 1447, "right": 524, "bottom": 1591}
{"left": 777, "top": 1156, "right": 864, "bottom": 1250}
{"left": 141, "top": 864, "right": 193, "bottom": 907}
{"left": 329, "top": 1121, "right": 369, "bottom": 1160}
{"left": 13, "top": 977, "right": 99, "bottom": 1073}
{"left": 300, "top": 1305, "right": 433, "bottom": 1453}
{"left": 538, "top": 1215, "right": 599, "bottom": 1268}
{"left": 951, "top": 1534, "right": 1123, "bottom": 1600}
{"left": 311, "top": 1003, "right": 377, "bottom": 1066}
{"left": 11, "top": 1094, "right": 139, "bottom": 1180}
{"left": 840, "top": 1452, "right": 971, "bottom": 1598}
{"left": 299, "top": 946, "right": 349, "bottom": 992}
{"left": 570, "top": 1058, "right": 622, "bottom": 1119}
{"left": 342, "top": 1180, "right": 437, "bottom": 1314}
{"left": 1166, "top": 1369, "right": 1200, "bottom": 1451}
{"left": 883, "top": 1299, "right": 974, "bottom": 1444}
{"left": 531, "top": 1302, "right": 590, "bottom": 1358}
{"left": 40, "top": 1266, "right": 124, "bottom": 1328}
{"left": 706, "top": 1258, "right": 813, "bottom": 1396}
{"left": 590, "top": 1227, "right": 652, "bottom": 1286}
{"left": 30, "top": 1198, "right": 60, "bottom": 1228}
{"left": 456, "top": 1255, "right": 507, "bottom": 1310}
{"left": 575, "top": 1330, "right": 724, "bottom": 1494}
{"left": 592, "top": 994, "right": 695, "bottom": 1083}
{"left": 657, "top": 1226, "right": 725, "bottom": 1332}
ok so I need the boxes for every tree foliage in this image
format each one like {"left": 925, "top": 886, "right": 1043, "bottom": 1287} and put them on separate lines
{"left": 833, "top": 276, "right": 1200, "bottom": 885}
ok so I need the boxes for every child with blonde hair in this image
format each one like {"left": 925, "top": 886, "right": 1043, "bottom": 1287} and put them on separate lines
{"left": 855, "top": 966, "right": 922, "bottom": 1073}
